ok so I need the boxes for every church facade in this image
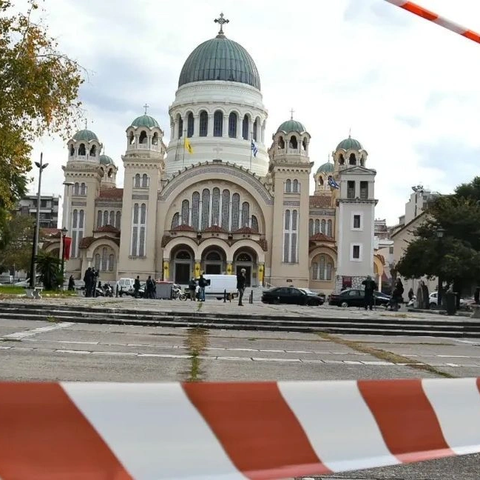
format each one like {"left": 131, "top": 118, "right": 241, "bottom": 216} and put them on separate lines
{"left": 56, "top": 16, "right": 383, "bottom": 293}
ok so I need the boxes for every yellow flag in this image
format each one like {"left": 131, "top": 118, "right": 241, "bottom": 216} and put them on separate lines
{"left": 184, "top": 137, "right": 193, "bottom": 154}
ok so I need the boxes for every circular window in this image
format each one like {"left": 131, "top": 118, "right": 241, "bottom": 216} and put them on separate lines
{"left": 236, "top": 253, "right": 252, "bottom": 262}
{"left": 206, "top": 251, "right": 221, "bottom": 261}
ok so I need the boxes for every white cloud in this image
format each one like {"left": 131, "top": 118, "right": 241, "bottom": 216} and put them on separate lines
{"left": 26, "top": 0, "right": 480, "bottom": 224}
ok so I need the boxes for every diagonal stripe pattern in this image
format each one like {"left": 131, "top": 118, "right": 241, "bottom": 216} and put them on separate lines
{"left": 384, "top": 0, "right": 480, "bottom": 45}
{"left": 0, "top": 379, "right": 479, "bottom": 479}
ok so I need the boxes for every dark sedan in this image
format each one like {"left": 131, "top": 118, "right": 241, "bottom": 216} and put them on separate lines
{"left": 329, "top": 289, "right": 391, "bottom": 308}
{"left": 262, "top": 287, "right": 324, "bottom": 306}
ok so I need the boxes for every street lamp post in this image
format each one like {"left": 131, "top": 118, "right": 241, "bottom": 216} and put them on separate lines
{"left": 61, "top": 181, "right": 74, "bottom": 288}
{"left": 436, "top": 227, "right": 445, "bottom": 308}
{"left": 29, "top": 153, "right": 49, "bottom": 289}
{"left": 60, "top": 226, "right": 68, "bottom": 289}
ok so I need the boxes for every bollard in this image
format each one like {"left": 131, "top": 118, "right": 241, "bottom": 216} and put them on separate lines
{"left": 224, "top": 289, "right": 227, "bottom": 303}
{"left": 249, "top": 289, "right": 253, "bottom": 304}
{"left": 116, "top": 285, "right": 119, "bottom": 298}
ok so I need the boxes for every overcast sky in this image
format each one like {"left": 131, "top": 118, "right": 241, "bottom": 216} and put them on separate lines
{"left": 25, "top": 0, "right": 480, "bottom": 225}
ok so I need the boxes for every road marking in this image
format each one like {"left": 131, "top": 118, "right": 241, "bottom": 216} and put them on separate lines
{"left": 3, "top": 322, "right": 74, "bottom": 340}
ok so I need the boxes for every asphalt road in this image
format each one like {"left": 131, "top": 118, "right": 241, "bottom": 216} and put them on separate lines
{"left": 1, "top": 317, "right": 479, "bottom": 479}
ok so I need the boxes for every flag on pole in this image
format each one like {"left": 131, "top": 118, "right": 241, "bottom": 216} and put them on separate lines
{"left": 64, "top": 237, "right": 72, "bottom": 260}
{"left": 251, "top": 140, "right": 258, "bottom": 157}
{"left": 328, "top": 175, "right": 340, "bottom": 189}
{"left": 184, "top": 138, "right": 194, "bottom": 154}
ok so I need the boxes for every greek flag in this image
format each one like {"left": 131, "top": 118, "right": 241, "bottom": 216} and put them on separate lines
{"left": 328, "top": 175, "right": 339, "bottom": 189}
{"left": 251, "top": 140, "right": 258, "bottom": 157}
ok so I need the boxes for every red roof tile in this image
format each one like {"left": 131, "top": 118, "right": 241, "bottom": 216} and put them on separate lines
{"left": 204, "top": 225, "right": 227, "bottom": 233}
{"left": 172, "top": 224, "right": 195, "bottom": 232}
{"left": 310, "top": 233, "right": 335, "bottom": 242}
{"left": 79, "top": 236, "right": 119, "bottom": 249}
{"left": 234, "top": 226, "right": 258, "bottom": 234}
{"left": 98, "top": 188, "right": 123, "bottom": 199}
{"left": 309, "top": 196, "right": 333, "bottom": 208}
{"left": 95, "top": 225, "right": 120, "bottom": 234}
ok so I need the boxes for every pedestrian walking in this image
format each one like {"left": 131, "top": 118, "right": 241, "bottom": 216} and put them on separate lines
{"left": 408, "top": 287, "right": 414, "bottom": 302}
{"left": 134, "top": 276, "right": 141, "bottom": 298}
{"left": 188, "top": 277, "right": 197, "bottom": 301}
{"left": 83, "top": 267, "right": 94, "bottom": 297}
{"left": 362, "top": 275, "right": 377, "bottom": 311}
{"left": 198, "top": 274, "right": 207, "bottom": 302}
{"left": 390, "top": 278, "right": 404, "bottom": 311}
{"left": 68, "top": 275, "right": 75, "bottom": 291}
{"left": 237, "top": 268, "right": 246, "bottom": 306}
{"left": 146, "top": 276, "right": 154, "bottom": 299}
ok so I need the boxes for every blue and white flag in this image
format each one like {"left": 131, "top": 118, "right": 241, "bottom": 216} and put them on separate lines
{"left": 251, "top": 140, "right": 258, "bottom": 157}
{"left": 328, "top": 175, "right": 339, "bottom": 189}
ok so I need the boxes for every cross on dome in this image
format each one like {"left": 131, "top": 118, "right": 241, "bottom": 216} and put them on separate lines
{"left": 290, "top": 108, "right": 295, "bottom": 120}
{"left": 214, "top": 13, "right": 229, "bottom": 36}
{"left": 143, "top": 103, "right": 150, "bottom": 115}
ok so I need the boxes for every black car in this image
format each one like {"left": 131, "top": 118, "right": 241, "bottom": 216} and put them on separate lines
{"left": 329, "top": 289, "right": 391, "bottom": 308}
{"left": 262, "top": 287, "right": 325, "bottom": 306}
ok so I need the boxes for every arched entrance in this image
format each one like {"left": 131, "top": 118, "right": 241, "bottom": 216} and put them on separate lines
{"left": 173, "top": 248, "right": 194, "bottom": 284}
{"left": 234, "top": 249, "right": 257, "bottom": 287}
{"left": 202, "top": 247, "right": 226, "bottom": 275}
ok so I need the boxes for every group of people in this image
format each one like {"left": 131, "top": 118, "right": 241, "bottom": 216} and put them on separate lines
{"left": 361, "top": 276, "right": 405, "bottom": 311}
{"left": 133, "top": 275, "right": 156, "bottom": 298}
{"left": 83, "top": 267, "right": 99, "bottom": 297}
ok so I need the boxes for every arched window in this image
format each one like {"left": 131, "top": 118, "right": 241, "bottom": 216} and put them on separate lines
{"left": 349, "top": 153, "right": 356, "bottom": 165}
{"left": 80, "top": 183, "right": 86, "bottom": 196}
{"left": 292, "top": 179, "right": 299, "bottom": 193}
{"left": 278, "top": 136, "right": 285, "bottom": 149}
{"left": 314, "top": 219, "right": 320, "bottom": 234}
{"left": 206, "top": 251, "right": 221, "bottom": 261}
{"left": 221, "top": 189, "right": 230, "bottom": 229}
{"left": 108, "top": 254, "right": 114, "bottom": 272}
{"left": 152, "top": 132, "right": 158, "bottom": 145}
{"left": 69, "top": 145, "right": 75, "bottom": 156}
{"left": 314, "top": 255, "right": 334, "bottom": 281}
{"left": 251, "top": 215, "right": 259, "bottom": 232}
{"left": 192, "top": 191, "right": 200, "bottom": 229}
{"left": 199, "top": 111, "right": 208, "bottom": 137}
{"left": 285, "top": 179, "right": 292, "bottom": 193}
{"left": 312, "top": 262, "right": 319, "bottom": 280}
{"left": 231, "top": 193, "right": 240, "bottom": 230}
{"left": 201, "top": 189, "right": 210, "bottom": 229}
{"left": 115, "top": 211, "right": 121, "bottom": 229}
{"left": 139, "top": 203, "right": 147, "bottom": 257}
{"left": 302, "top": 138, "right": 308, "bottom": 151}
{"left": 181, "top": 199, "right": 189, "bottom": 225}
{"left": 242, "top": 115, "right": 249, "bottom": 140}
{"left": 319, "top": 176, "right": 324, "bottom": 186}
{"left": 171, "top": 212, "right": 180, "bottom": 229}
{"left": 139, "top": 131, "right": 147, "bottom": 144}
{"left": 78, "top": 143, "right": 86, "bottom": 156}
{"left": 339, "top": 154, "right": 345, "bottom": 165}
{"left": 309, "top": 219, "right": 314, "bottom": 236}
{"left": 187, "top": 113, "right": 194, "bottom": 137}
{"left": 129, "top": 132, "right": 135, "bottom": 145}
{"left": 321, "top": 219, "right": 326, "bottom": 234}
{"left": 134, "top": 174, "right": 141, "bottom": 188}
{"left": 289, "top": 136, "right": 298, "bottom": 149}
{"left": 283, "top": 210, "right": 290, "bottom": 263}
{"left": 212, "top": 188, "right": 220, "bottom": 225}
{"left": 103, "top": 211, "right": 108, "bottom": 226}
{"left": 71, "top": 209, "right": 84, "bottom": 258}
{"left": 90, "top": 145, "right": 96, "bottom": 157}
{"left": 94, "top": 253, "right": 101, "bottom": 271}
{"left": 142, "top": 174, "right": 148, "bottom": 188}
{"left": 131, "top": 204, "right": 139, "bottom": 256}
{"left": 73, "top": 183, "right": 79, "bottom": 196}
{"left": 178, "top": 116, "right": 183, "bottom": 139}
{"left": 284, "top": 210, "right": 298, "bottom": 263}
{"left": 97, "top": 210, "right": 102, "bottom": 229}
{"left": 241, "top": 202, "right": 250, "bottom": 227}
{"left": 213, "top": 111, "right": 223, "bottom": 137}
{"left": 228, "top": 112, "right": 237, "bottom": 138}
{"left": 327, "top": 219, "right": 333, "bottom": 237}
{"left": 102, "top": 247, "right": 108, "bottom": 272}
{"left": 109, "top": 211, "right": 115, "bottom": 226}
{"left": 253, "top": 118, "right": 259, "bottom": 141}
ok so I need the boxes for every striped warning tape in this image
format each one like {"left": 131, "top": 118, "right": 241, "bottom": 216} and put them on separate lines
{"left": 0, "top": 379, "right": 480, "bottom": 479}
{"left": 384, "top": 0, "right": 480, "bottom": 45}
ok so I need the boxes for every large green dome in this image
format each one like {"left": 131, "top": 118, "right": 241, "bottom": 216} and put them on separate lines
{"left": 73, "top": 129, "right": 98, "bottom": 142}
{"left": 276, "top": 119, "right": 307, "bottom": 134}
{"left": 336, "top": 136, "right": 363, "bottom": 151}
{"left": 131, "top": 114, "right": 159, "bottom": 129}
{"left": 100, "top": 154, "right": 114, "bottom": 166}
{"left": 317, "top": 162, "right": 334, "bottom": 174}
{"left": 178, "top": 35, "right": 261, "bottom": 90}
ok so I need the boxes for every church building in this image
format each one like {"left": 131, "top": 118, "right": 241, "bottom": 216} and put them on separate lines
{"left": 54, "top": 15, "right": 383, "bottom": 293}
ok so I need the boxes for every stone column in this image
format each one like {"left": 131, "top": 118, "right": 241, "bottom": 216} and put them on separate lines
{"left": 226, "top": 262, "right": 233, "bottom": 275}
{"left": 193, "top": 115, "right": 199, "bottom": 137}
{"left": 207, "top": 114, "right": 214, "bottom": 137}
{"left": 194, "top": 261, "right": 201, "bottom": 278}
{"left": 223, "top": 114, "right": 229, "bottom": 138}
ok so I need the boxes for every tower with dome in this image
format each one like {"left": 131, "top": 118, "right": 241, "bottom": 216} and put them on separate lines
{"left": 57, "top": 14, "right": 381, "bottom": 293}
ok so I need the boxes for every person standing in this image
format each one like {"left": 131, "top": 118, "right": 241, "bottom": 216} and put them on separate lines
{"left": 68, "top": 275, "right": 75, "bottom": 291}
{"left": 146, "top": 275, "right": 153, "bottom": 299}
{"left": 237, "top": 268, "right": 246, "bottom": 306}
{"left": 134, "top": 276, "right": 141, "bottom": 298}
{"left": 391, "top": 278, "right": 405, "bottom": 311}
{"left": 83, "top": 267, "right": 93, "bottom": 297}
{"left": 198, "top": 274, "right": 207, "bottom": 302}
{"left": 188, "top": 277, "right": 197, "bottom": 301}
{"left": 362, "top": 275, "right": 377, "bottom": 311}
{"left": 408, "top": 287, "right": 414, "bottom": 302}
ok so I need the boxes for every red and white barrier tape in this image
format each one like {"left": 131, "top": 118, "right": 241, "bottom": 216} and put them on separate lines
{"left": 384, "top": 0, "right": 480, "bottom": 45}
{"left": 1, "top": 379, "right": 480, "bottom": 479}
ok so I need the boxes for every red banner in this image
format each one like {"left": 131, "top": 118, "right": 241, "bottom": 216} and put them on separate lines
{"left": 63, "top": 237, "right": 72, "bottom": 260}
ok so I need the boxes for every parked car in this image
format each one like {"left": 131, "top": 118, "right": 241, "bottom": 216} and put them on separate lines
{"left": 261, "top": 286, "right": 324, "bottom": 306}
{"left": 429, "top": 291, "right": 465, "bottom": 309}
{"left": 329, "top": 289, "right": 391, "bottom": 308}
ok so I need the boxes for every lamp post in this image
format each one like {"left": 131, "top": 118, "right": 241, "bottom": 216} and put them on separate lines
{"left": 60, "top": 227, "right": 68, "bottom": 289}
{"left": 29, "top": 153, "right": 49, "bottom": 289}
{"left": 436, "top": 227, "right": 445, "bottom": 308}
{"left": 61, "top": 181, "right": 74, "bottom": 287}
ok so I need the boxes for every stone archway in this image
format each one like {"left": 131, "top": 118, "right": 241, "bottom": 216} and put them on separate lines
{"left": 202, "top": 246, "right": 227, "bottom": 275}
{"left": 172, "top": 245, "right": 195, "bottom": 285}
{"left": 233, "top": 247, "right": 258, "bottom": 287}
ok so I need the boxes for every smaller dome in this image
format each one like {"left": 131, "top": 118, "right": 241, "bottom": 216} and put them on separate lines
{"left": 336, "top": 136, "right": 363, "bottom": 151}
{"left": 100, "top": 154, "right": 114, "bottom": 166}
{"left": 131, "top": 114, "right": 160, "bottom": 129}
{"left": 73, "top": 129, "right": 98, "bottom": 142}
{"left": 276, "top": 119, "right": 306, "bottom": 134}
{"left": 317, "top": 162, "right": 334, "bottom": 174}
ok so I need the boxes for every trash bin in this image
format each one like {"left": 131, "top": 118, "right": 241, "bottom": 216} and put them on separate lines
{"left": 445, "top": 290, "right": 457, "bottom": 316}
{"left": 155, "top": 281, "right": 173, "bottom": 299}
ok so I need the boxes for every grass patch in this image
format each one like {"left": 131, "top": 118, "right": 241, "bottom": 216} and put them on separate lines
{"left": 46, "top": 315, "right": 58, "bottom": 323}
{"left": 0, "top": 286, "right": 25, "bottom": 295}
{"left": 185, "top": 327, "right": 208, "bottom": 382}
{"left": 318, "top": 332, "right": 455, "bottom": 379}
{"left": 248, "top": 338, "right": 257, "bottom": 341}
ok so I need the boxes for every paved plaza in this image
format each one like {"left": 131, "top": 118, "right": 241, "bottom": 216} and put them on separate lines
{"left": 1, "top": 299, "right": 480, "bottom": 478}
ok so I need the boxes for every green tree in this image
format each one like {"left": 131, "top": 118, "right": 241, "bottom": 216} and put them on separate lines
{"left": 36, "top": 250, "right": 60, "bottom": 290}
{"left": 0, "top": 214, "right": 34, "bottom": 273}
{"left": 0, "top": 0, "right": 83, "bottom": 241}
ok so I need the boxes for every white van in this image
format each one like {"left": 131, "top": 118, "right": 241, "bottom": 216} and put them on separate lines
{"left": 116, "top": 278, "right": 135, "bottom": 294}
{"left": 200, "top": 274, "right": 238, "bottom": 300}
